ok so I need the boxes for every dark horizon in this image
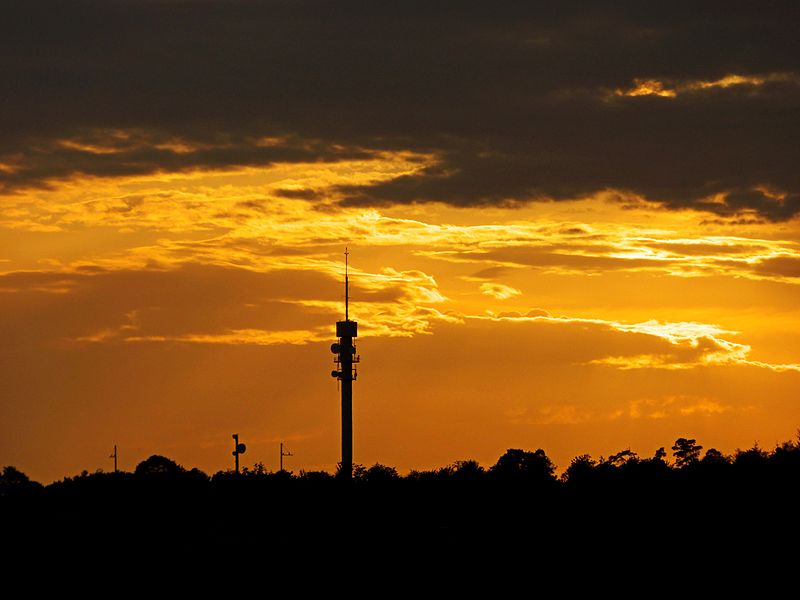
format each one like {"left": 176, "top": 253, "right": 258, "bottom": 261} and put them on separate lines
{"left": 5, "top": 433, "right": 800, "bottom": 575}
{"left": 4, "top": 432, "right": 798, "bottom": 485}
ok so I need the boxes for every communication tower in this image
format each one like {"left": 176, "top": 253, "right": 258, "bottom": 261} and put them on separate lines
{"left": 330, "top": 248, "right": 360, "bottom": 479}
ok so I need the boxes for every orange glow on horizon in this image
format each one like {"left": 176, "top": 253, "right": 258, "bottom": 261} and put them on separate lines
{"left": 1, "top": 162, "right": 799, "bottom": 483}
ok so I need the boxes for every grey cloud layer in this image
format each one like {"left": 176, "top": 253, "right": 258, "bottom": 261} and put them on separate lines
{"left": 2, "top": 1, "right": 799, "bottom": 219}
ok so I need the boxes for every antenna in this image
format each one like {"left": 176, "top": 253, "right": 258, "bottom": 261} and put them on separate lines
{"left": 232, "top": 433, "right": 246, "bottom": 474}
{"left": 331, "top": 248, "right": 360, "bottom": 480}
{"left": 280, "top": 442, "right": 293, "bottom": 472}
{"left": 345, "top": 246, "right": 349, "bottom": 321}
{"left": 110, "top": 445, "right": 118, "bottom": 473}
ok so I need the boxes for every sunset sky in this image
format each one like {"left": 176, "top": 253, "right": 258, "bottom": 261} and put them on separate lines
{"left": 2, "top": 1, "right": 799, "bottom": 482}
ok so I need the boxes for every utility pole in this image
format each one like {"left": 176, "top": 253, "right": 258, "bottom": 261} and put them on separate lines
{"left": 110, "top": 445, "right": 118, "bottom": 473}
{"left": 232, "top": 434, "right": 246, "bottom": 473}
{"left": 280, "top": 442, "right": 293, "bottom": 472}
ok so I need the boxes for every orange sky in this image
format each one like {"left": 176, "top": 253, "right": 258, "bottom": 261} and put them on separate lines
{"left": 2, "top": 2, "right": 800, "bottom": 483}
{"left": 1, "top": 161, "right": 798, "bottom": 482}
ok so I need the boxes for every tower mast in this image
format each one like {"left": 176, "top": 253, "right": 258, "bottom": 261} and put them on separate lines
{"left": 330, "top": 248, "right": 360, "bottom": 479}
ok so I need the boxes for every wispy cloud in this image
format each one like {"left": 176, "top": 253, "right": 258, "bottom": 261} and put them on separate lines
{"left": 617, "top": 396, "right": 740, "bottom": 420}
{"left": 474, "top": 313, "right": 799, "bottom": 373}
{"left": 613, "top": 72, "right": 799, "bottom": 99}
{"left": 480, "top": 282, "right": 522, "bottom": 300}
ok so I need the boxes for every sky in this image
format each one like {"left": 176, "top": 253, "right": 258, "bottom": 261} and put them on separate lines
{"left": 1, "top": 1, "right": 799, "bottom": 482}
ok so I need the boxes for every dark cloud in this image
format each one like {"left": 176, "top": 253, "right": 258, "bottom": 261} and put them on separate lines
{"left": 2, "top": 1, "right": 799, "bottom": 219}
{"left": 458, "top": 246, "right": 675, "bottom": 272}
{"left": 561, "top": 227, "right": 590, "bottom": 235}
{"left": 641, "top": 241, "right": 774, "bottom": 256}
{"left": 0, "top": 133, "right": 370, "bottom": 193}
{"left": 468, "top": 266, "right": 512, "bottom": 280}
{"left": 754, "top": 256, "right": 800, "bottom": 278}
{"left": 274, "top": 188, "right": 320, "bottom": 200}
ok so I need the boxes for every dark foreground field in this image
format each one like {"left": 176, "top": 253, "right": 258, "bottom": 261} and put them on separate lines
{"left": 3, "top": 441, "right": 800, "bottom": 584}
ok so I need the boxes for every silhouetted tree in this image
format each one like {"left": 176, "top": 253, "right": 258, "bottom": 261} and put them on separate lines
{"left": 770, "top": 439, "right": 800, "bottom": 471}
{"left": 0, "top": 465, "right": 42, "bottom": 499}
{"left": 357, "top": 463, "right": 399, "bottom": 484}
{"left": 1, "top": 465, "right": 31, "bottom": 486}
{"left": 186, "top": 467, "right": 210, "bottom": 483}
{"left": 490, "top": 448, "right": 556, "bottom": 485}
{"left": 672, "top": 438, "right": 703, "bottom": 468}
{"left": 607, "top": 449, "right": 638, "bottom": 467}
{"left": 336, "top": 461, "right": 369, "bottom": 480}
{"left": 242, "top": 462, "right": 269, "bottom": 477}
{"left": 734, "top": 444, "right": 769, "bottom": 471}
{"left": 211, "top": 468, "right": 237, "bottom": 482}
{"left": 134, "top": 455, "right": 185, "bottom": 477}
{"left": 406, "top": 468, "right": 442, "bottom": 483}
{"left": 562, "top": 454, "right": 596, "bottom": 486}
{"left": 347, "top": 462, "right": 366, "bottom": 480}
{"left": 701, "top": 448, "right": 729, "bottom": 465}
{"left": 299, "top": 470, "right": 334, "bottom": 483}
{"left": 637, "top": 450, "right": 673, "bottom": 483}
{"left": 450, "top": 460, "right": 485, "bottom": 482}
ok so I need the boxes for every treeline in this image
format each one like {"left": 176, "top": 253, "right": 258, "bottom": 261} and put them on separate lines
{"left": 3, "top": 435, "right": 800, "bottom": 563}
{"left": 3, "top": 435, "right": 799, "bottom": 495}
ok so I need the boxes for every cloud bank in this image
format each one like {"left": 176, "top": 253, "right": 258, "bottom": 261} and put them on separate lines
{"left": 2, "top": 1, "right": 799, "bottom": 220}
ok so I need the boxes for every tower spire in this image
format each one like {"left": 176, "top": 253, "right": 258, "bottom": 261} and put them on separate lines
{"left": 345, "top": 246, "right": 349, "bottom": 321}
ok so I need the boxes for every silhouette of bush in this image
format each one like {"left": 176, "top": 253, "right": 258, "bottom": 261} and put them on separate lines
{"left": 211, "top": 468, "right": 239, "bottom": 483}
{"left": 489, "top": 448, "right": 556, "bottom": 486}
{"left": 733, "top": 444, "right": 770, "bottom": 481}
{"left": 770, "top": 439, "right": 800, "bottom": 471}
{"left": 186, "top": 467, "right": 210, "bottom": 484}
{"left": 0, "top": 465, "right": 42, "bottom": 500}
{"left": 135, "top": 455, "right": 186, "bottom": 478}
{"left": 355, "top": 463, "right": 399, "bottom": 484}
{"left": 406, "top": 468, "right": 443, "bottom": 483}
{"left": 701, "top": 448, "right": 730, "bottom": 465}
{"left": 299, "top": 470, "right": 334, "bottom": 483}
{"left": 242, "top": 462, "right": 268, "bottom": 476}
{"left": 734, "top": 444, "right": 769, "bottom": 467}
{"left": 450, "top": 459, "right": 485, "bottom": 483}
{"left": 562, "top": 454, "right": 597, "bottom": 486}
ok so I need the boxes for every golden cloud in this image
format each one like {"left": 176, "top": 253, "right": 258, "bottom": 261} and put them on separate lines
{"left": 613, "top": 72, "right": 798, "bottom": 99}
{"left": 479, "top": 282, "right": 522, "bottom": 300}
